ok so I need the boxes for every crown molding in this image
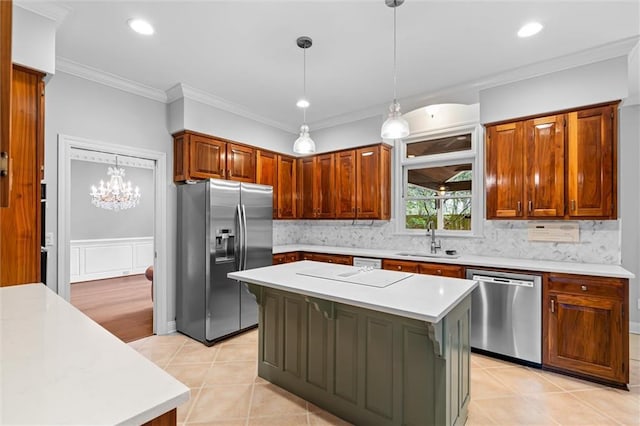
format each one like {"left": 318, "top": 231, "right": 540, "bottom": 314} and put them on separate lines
{"left": 14, "top": 1, "right": 72, "bottom": 27}
{"left": 169, "top": 83, "right": 297, "bottom": 133}
{"left": 56, "top": 57, "right": 168, "bottom": 103}
{"left": 70, "top": 147, "right": 155, "bottom": 169}
{"left": 312, "top": 36, "right": 640, "bottom": 131}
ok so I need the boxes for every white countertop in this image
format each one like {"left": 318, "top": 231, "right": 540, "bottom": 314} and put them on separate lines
{"left": 0, "top": 284, "right": 190, "bottom": 426}
{"left": 229, "top": 261, "right": 478, "bottom": 323}
{"left": 273, "top": 244, "right": 635, "bottom": 279}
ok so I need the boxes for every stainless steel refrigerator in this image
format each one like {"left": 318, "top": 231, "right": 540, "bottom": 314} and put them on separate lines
{"left": 176, "top": 179, "right": 272, "bottom": 345}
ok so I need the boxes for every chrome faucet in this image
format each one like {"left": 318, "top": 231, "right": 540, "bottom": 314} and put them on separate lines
{"left": 427, "top": 221, "right": 441, "bottom": 254}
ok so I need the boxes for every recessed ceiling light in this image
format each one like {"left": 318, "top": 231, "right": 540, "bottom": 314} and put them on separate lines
{"left": 518, "top": 22, "right": 543, "bottom": 38}
{"left": 128, "top": 18, "right": 154, "bottom": 35}
{"left": 296, "top": 98, "right": 310, "bottom": 108}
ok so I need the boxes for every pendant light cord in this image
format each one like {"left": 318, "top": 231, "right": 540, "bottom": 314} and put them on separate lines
{"left": 303, "top": 46, "right": 307, "bottom": 125}
{"left": 393, "top": 2, "right": 397, "bottom": 103}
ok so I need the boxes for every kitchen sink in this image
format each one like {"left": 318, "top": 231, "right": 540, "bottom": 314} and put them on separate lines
{"left": 395, "top": 251, "right": 461, "bottom": 259}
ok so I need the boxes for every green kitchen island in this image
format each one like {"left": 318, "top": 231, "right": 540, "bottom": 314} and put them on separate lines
{"left": 229, "top": 260, "right": 478, "bottom": 426}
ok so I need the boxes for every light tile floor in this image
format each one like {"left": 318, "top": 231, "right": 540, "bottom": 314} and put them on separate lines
{"left": 129, "top": 331, "right": 640, "bottom": 425}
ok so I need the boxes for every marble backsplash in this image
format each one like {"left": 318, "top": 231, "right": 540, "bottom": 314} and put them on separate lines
{"left": 273, "top": 219, "right": 621, "bottom": 264}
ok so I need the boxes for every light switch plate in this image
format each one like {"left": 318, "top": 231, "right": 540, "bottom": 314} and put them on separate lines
{"left": 45, "top": 232, "right": 54, "bottom": 246}
{"left": 527, "top": 222, "right": 579, "bottom": 243}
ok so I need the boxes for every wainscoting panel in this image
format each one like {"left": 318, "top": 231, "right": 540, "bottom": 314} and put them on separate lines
{"left": 70, "top": 237, "right": 153, "bottom": 283}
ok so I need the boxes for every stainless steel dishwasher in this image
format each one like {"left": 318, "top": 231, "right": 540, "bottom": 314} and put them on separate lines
{"left": 467, "top": 268, "right": 542, "bottom": 365}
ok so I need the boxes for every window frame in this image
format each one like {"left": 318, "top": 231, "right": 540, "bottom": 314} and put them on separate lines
{"left": 394, "top": 123, "right": 484, "bottom": 237}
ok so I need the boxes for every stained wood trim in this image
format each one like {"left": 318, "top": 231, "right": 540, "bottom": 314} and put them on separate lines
{"left": 0, "top": 0, "right": 11, "bottom": 207}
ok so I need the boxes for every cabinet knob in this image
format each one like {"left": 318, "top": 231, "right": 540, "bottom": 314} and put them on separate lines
{"left": 517, "top": 201, "right": 522, "bottom": 213}
{"left": 581, "top": 285, "right": 588, "bottom": 291}
{"left": 528, "top": 200, "right": 533, "bottom": 213}
{"left": 329, "top": 260, "right": 333, "bottom": 263}
{"left": 436, "top": 269, "right": 442, "bottom": 275}
{"left": 397, "top": 266, "right": 401, "bottom": 270}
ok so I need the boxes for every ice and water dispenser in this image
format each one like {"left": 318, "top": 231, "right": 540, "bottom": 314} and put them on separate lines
{"left": 214, "top": 228, "right": 235, "bottom": 262}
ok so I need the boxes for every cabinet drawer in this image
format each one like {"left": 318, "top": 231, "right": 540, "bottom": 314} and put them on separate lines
{"left": 382, "top": 259, "right": 420, "bottom": 273}
{"left": 547, "top": 274, "right": 625, "bottom": 299}
{"left": 273, "top": 252, "right": 300, "bottom": 265}
{"left": 419, "top": 263, "right": 464, "bottom": 278}
{"left": 303, "top": 252, "right": 352, "bottom": 265}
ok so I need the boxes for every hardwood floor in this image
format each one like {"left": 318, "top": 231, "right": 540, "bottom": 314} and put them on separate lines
{"left": 71, "top": 274, "right": 153, "bottom": 343}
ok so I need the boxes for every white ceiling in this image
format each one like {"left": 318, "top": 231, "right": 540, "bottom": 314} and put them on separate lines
{"left": 25, "top": 1, "right": 640, "bottom": 132}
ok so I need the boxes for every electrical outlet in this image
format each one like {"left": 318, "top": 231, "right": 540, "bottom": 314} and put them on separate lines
{"left": 45, "top": 232, "right": 54, "bottom": 246}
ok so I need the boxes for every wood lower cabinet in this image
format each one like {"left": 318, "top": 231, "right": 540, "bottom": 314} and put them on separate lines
{"left": 382, "top": 259, "right": 464, "bottom": 278}
{"left": 485, "top": 102, "right": 617, "bottom": 220}
{"left": 273, "top": 252, "right": 300, "bottom": 265}
{"left": 0, "top": 66, "right": 44, "bottom": 286}
{"left": 173, "top": 131, "right": 255, "bottom": 183}
{"left": 300, "top": 252, "right": 353, "bottom": 265}
{"left": 544, "top": 273, "right": 628, "bottom": 386}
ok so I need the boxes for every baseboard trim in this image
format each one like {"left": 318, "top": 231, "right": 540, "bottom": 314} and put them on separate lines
{"left": 630, "top": 321, "right": 640, "bottom": 334}
{"left": 166, "top": 321, "right": 177, "bottom": 335}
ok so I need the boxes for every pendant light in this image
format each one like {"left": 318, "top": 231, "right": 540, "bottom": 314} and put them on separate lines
{"left": 293, "top": 36, "right": 316, "bottom": 154}
{"left": 381, "top": 0, "right": 410, "bottom": 140}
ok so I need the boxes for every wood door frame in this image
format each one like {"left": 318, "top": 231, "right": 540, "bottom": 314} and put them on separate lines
{"left": 57, "top": 134, "right": 169, "bottom": 335}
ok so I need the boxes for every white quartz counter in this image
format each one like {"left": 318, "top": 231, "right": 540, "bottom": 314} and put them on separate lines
{"left": 229, "top": 261, "right": 478, "bottom": 323}
{"left": 274, "top": 244, "right": 635, "bottom": 279}
{"left": 0, "top": 284, "right": 189, "bottom": 425}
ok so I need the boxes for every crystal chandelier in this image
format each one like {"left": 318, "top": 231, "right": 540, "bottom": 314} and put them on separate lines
{"left": 90, "top": 160, "right": 141, "bottom": 211}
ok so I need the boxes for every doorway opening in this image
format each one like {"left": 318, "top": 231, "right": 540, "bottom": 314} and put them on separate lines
{"left": 57, "top": 134, "right": 169, "bottom": 339}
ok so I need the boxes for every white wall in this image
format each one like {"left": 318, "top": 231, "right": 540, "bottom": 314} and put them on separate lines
{"left": 70, "top": 160, "right": 154, "bottom": 240}
{"left": 12, "top": 6, "right": 55, "bottom": 74}
{"left": 311, "top": 115, "right": 383, "bottom": 153}
{"left": 619, "top": 104, "right": 640, "bottom": 330}
{"left": 44, "top": 71, "right": 173, "bottom": 311}
{"left": 479, "top": 56, "right": 628, "bottom": 124}
{"left": 168, "top": 97, "right": 295, "bottom": 154}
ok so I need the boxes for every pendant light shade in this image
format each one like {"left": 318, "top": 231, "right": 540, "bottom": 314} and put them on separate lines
{"left": 381, "top": 101, "right": 410, "bottom": 139}
{"left": 293, "top": 36, "right": 316, "bottom": 154}
{"left": 381, "top": 0, "right": 410, "bottom": 140}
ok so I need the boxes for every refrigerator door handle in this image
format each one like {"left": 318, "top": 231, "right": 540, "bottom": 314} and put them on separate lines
{"left": 241, "top": 204, "right": 248, "bottom": 271}
{"left": 235, "top": 203, "right": 243, "bottom": 272}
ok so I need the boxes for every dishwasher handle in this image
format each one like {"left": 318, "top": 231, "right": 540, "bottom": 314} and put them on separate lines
{"left": 472, "top": 274, "right": 534, "bottom": 288}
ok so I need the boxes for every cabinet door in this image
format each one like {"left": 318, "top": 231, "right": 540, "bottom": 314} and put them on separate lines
{"left": 335, "top": 150, "right": 356, "bottom": 219}
{"left": 307, "top": 253, "right": 352, "bottom": 265}
{"left": 189, "top": 135, "right": 225, "bottom": 180}
{"left": 382, "top": 259, "right": 420, "bottom": 273}
{"left": 486, "top": 122, "right": 524, "bottom": 218}
{"left": 298, "top": 157, "right": 315, "bottom": 218}
{"left": 524, "top": 115, "right": 565, "bottom": 217}
{"left": 227, "top": 143, "right": 255, "bottom": 182}
{"left": 316, "top": 153, "right": 335, "bottom": 219}
{"left": 567, "top": 105, "right": 615, "bottom": 218}
{"left": 276, "top": 155, "right": 297, "bottom": 219}
{"left": 356, "top": 146, "right": 380, "bottom": 219}
{"left": 546, "top": 292, "right": 625, "bottom": 383}
{"left": 418, "top": 263, "right": 464, "bottom": 278}
{"left": 1, "top": 67, "right": 43, "bottom": 286}
{"left": 256, "top": 150, "right": 277, "bottom": 218}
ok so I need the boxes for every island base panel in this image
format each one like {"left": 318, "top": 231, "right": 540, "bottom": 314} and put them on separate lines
{"left": 252, "top": 286, "right": 471, "bottom": 426}
{"left": 142, "top": 408, "right": 177, "bottom": 426}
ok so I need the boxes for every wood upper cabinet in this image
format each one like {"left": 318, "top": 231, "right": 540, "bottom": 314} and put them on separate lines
{"left": 276, "top": 154, "right": 297, "bottom": 219}
{"left": 226, "top": 143, "right": 255, "bottom": 182}
{"left": 334, "top": 145, "right": 391, "bottom": 220}
{"left": 486, "top": 122, "right": 524, "bottom": 218}
{"left": 335, "top": 150, "right": 357, "bottom": 218}
{"left": 1, "top": 66, "right": 44, "bottom": 286}
{"left": 544, "top": 273, "right": 628, "bottom": 385}
{"left": 298, "top": 153, "right": 335, "bottom": 219}
{"left": 486, "top": 103, "right": 617, "bottom": 220}
{"left": 525, "top": 115, "right": 565, "bottom": 217}
{"left": 567, "top": 105, "right": 615, "bottom": 218}
{"left": 173, "top": 131, "right": 255, "bottom": 183}
{"left": 0, "top": 0, "right": 11, "bottom": 207}
{"left": 256, "top": 150, "right": 277, "bottom": 218}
